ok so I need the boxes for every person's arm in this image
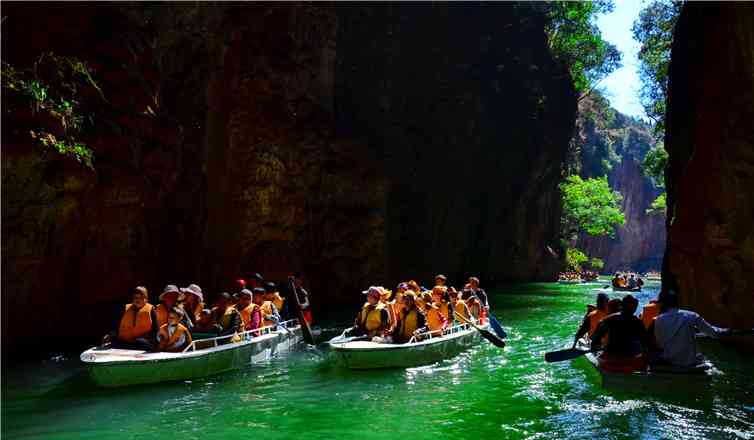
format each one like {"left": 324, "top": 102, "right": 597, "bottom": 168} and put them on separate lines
{"left": 149, "top": 308, "right": 160, "bottom": 341}
{"left": 590, "top": 320, "right": 608, "bottom": 351}
{"left": 694, "top": 313, "right": 727, "bottom": 337}
{"left": 478, "top": 289, "right": 489, "bottom": 308}
{"left": 573, "top": 315, "right": 591, "bottom": 347}
{"left": 299, "top": 289, "right": 310, "bottom": 310}
{"left": 268, "top": 304, "right": 281, "bottom": 323}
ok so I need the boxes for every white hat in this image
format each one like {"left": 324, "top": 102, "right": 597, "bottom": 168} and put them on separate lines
{"left": 362, "top": 286, "right": 382, "bottom": 297}
{"left": 159, "top": 284, "right": 181, "bottom": 300}
{"left": 180, "top": 284, "right": 203, "bottom": 302}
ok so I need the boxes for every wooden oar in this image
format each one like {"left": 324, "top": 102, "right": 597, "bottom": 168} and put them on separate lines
{"left": 455, "top": 312, "right": 506, "bottom": 348}
{"left": 544, "top": 347, "right": 597, "bottom": 363}
{"left": 290, "top": 280, "right": 316, "bottom": 345}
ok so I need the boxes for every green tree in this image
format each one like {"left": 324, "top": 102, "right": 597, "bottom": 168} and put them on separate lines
{"left": 589, "top": 257, "right": 605, "bottom": 270}
{"left": 565, "top": 247, "right": 589, "bottom": 271}
{"left": 646, "top": 192, "right": 667, "bottom": 215}
{"left": 641, "top": 143, "right": 668, "bottom": 188}
{"left": 632, "top": 0, "right": 682, "bottom": 137}
{"left": 560, "top": 175, "right": 625, "bottom": 239}
{"left": 545, "top": 1, "right": 622, "bottom": 97}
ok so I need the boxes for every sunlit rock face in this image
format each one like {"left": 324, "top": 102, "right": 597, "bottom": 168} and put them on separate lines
{"left": 664, "top": 3, "right": 754, "bottom": 344}
{"left": 2, "top": 3, "right": 574, "bottom": 354}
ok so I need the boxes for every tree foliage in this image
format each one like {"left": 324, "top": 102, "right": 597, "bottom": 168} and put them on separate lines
{"left": 545, "top": 1, "right": 622, "bottom": 97}
{"left": 589, "top": 257, "right": 605, "bottom": 270}
{"left": 2, "top": 53, "right": 105, "bottom": 168}
{"left": 632, "top": 0, "right": 682, "bottom": 137}
{"left": 641, "top": 143, "right": 668, "bottom": 188}
{"left": 560, "top": 175, "right": 625, "bottom": 238}
{"left": 646, "top": 192, "right": 667, "bottom": 215}
{"left": 565, "top": 247, "right": 589, "bottom": 272}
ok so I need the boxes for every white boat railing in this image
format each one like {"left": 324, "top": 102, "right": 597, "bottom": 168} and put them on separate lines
{"left": 182, "top": 318, "right": 300, "bottom": 353}
{"left": 407, "top": 318, "right": 483, "bottom": 343}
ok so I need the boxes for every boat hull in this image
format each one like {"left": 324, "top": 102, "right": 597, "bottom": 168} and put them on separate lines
{"left": 82, "top": 326, "right": 302, "bottom": 387}
{"left": 329, "top": 325, "right": 486, "bottom": 369}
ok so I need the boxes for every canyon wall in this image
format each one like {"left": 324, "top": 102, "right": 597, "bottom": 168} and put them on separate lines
{"left": 664, "top": 2, "right": 754, "bottom": 342}
{"left": 1, "top": 3, "right": 575, "bottom": 354}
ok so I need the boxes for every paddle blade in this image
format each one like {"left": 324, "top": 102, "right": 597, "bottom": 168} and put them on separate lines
{"left": 545, "top": 348, "right": 590, "bottom": 363}
{"left": 489, "top": 316, "right": 508, "bottom": 339}
{"left": 480, "top": 329, "right": 506, "bottom": 348}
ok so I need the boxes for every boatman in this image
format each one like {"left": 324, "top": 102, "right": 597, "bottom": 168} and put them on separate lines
{"left": 104, "top": 286, "right": 159, "bottom": 351}
{"left": 352, "top": 286, "right": 390, "bottom": 339}
{"left": 650, "top": 290, "right": 730, "bottom": 368}
{"left": 590, "top": 295, "right": 650, "bottom": 373}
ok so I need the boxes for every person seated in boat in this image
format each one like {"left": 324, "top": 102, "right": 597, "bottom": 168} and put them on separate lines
{"left": 157, "top": 307, "right": 193, "bottom": 352}
{"left": 640, "top": 299, "right": 660, "bottom": 329}
{"left": 573, "top": 293, "right": 609, "bottom": 347}
{"left": 235, "top": 289, "right": 260, "bottom": 331}
{"left": 350, "top": 286, "right": 390, "bottom": 339}
{"left": 451, "top": 287, "right": 473, "bottom": 325}
{"left": 392, "top": 283, "right": 409, "bottom": 327}
{"left": 264, "top": 282, "right": 287, "bottom": 320}
{"left": 290, "top": 272, "right": 312, "bottom": 324}
{"left": 254, "top": 287, "right": 281, "bottom": 329}
{"left": 179, "top": 284, "right": 205, "bottom": 328}
{"left": 379, "top": 287, "right": 397, "bottom": 333}
{"left": 407, "top": 280, "right": 423, "bottom": 296}
{"left": 466, "top": 277, "right": 489, "bottom": 322}
{"left": 650, "top": 290, "right": 730, "bottom": 368}
{"left": 627, "top": 274, "right": 638, "bottom": 289}
{"left": 103, "top": 286, "right": 159, "bottom": 351}
{"left": 607, "top": 298, "right": 622, "bottom": 315}
{"left": 156, "top": 285, "right": 182, "bottom": 327}
{"left": 434, "top": 274, "right": 447, "bottom": 287}
{"left": 193, "top": 308, "right": 214, "bottom": 333}
{"left": 431, "top": 286, "right": 453, "bottom": 328}
{"left": 590, "top": 295, "right": 650, "bottom": 373}
{"left": 420, "top": 291, "right": 447, "bottom": 337}
{"left": 211, "top": 292, "right": 243, "bottom": 342}
{"left": 248, "top": 273, "right": 264, "bottom": 290}
{"left": 392, "top": 290, "right": 427, "bottom": 344}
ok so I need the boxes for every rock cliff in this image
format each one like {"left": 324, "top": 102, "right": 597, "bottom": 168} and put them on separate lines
{"left": 1, "top": 3, "right": 575, "bottom": 354}
{"left": 664, "top": 2, "right": 754, "bottom": 344}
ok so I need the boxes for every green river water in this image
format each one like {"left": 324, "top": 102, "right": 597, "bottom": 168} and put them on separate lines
{"left": 3, "top": 281, "right": 753, "bottom": 439}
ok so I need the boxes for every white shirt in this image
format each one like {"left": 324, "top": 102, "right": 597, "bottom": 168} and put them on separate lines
{"left": 654, "top": 308, "right": 725, "bottom": 367}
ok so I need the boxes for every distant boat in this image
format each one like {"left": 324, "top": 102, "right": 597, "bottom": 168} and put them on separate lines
{"left": 612, "top": 285, "right": 642, "bottom": 292}
{"left": 81, "top": 319, "right": 302, "bottom": 387}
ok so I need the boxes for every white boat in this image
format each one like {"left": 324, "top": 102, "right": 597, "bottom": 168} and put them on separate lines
{"left": 576, "top": 338, "right": 714, "bottom": 392}
{"left": 328, "top": 320, "right": 489, "bottom": 369}
{"left": 81, "top": 319, "right": 302, "bottom": 387}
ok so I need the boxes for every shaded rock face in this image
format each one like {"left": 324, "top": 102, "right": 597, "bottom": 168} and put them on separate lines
{"left": 664, "top": 3, "right": 754, "bottom": 340}
{"left": 1, "top": 4, "right": 574, "bottom": 354}
{"left": 572, "top": 98, "right": 666, "bottom": 272}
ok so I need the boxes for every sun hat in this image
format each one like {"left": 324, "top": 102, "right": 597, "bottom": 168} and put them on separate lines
{"left": 362, "top": 286, "right": 382, "bottom": 298}
{"left": 180, "top": 284, "right": 204, "bottom": 302}
{"left": 252, "top": 287, "right": 266, "bottom": 296}
{"left": 265, "top": 282, "right": 277, "bottom": 292}
{"left": 237, "top": 289, "right": 252, "bottom": 298}
{"left": 434, "top": 274, "right": 447, "bottom": 282}
{"left": 159, "top": 284, "right": 181, "bottom": 300}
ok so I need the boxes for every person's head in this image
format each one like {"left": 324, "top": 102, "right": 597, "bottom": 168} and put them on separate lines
{"left": 249, "top": 273, "right": 263, "bottom": 288}
{"left": 168, "top": 307, "right": 185, "bottom": 325}
{"left": 434, "top": 274, "right": 447, "bottom": 286}
{"left": 180, "top": 284, "right": 203, "bottom": 305}
{"left": 431, "top": 285, "right": 447, "bottom": 303}
{"left": 379, "top": 287, "right": 392, "bottom": 303}
{"left": 607, "top": 298, "right": 622, "bottom": 314}
{"left": 235, "top": 279, "right": 246, "bottom": 291}
{"left": 468, "top": 277, "right": 480, "bottom": 289}
{"left": 217, "top": 292, "right": 232, "bottom": 309}
{"left": 407, "top": 280, "right": 421, "bottom": 294}
{"left": 363, "top": 286, "right": 381, "bottom": 305}
{"left": 621, "top": 295, "right": 639, "bottom": 315}
{"left": 264, "top": 282, "right": 277, "bottom": 299}
{"left": 596, "top": 293, "right": 609, "bottom": 310}
{"left": 160, "top": 285, "right": 180, "bottom": 306}
{"left": 198, "top": 308, "right": 212, "bottom": 324}
{"left": 396, "top": 282, "right": 409, "bottom": 294}
{"left": 629, "top": 274, "right": 635, "bottom": 279}
{"left": 658, "top": 289, "right": 679, "bottom": 309}
{"left": 447, "top": 286, "right": 459, "bottom": 302}
{"left": 237, "top": 289, "right": 252, "bottom": 307}
{"left": 132, "top": 286, "right": 148, "bottom": 307}
{"left": 401, "top": 291, "right": 416, "bottom": 310}
{"left": 252, "top": 287, "right": 266, "bottom": 305}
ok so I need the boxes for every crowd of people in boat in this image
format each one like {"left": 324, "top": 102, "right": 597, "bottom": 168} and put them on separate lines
{"left": 574, "top": 290, "right": 730, "bottom": 371}
{"left": 346, "top": 274, "right": 490, "bottom": 344}
{"left": 558, "top": 271, "right": 599, "bottom": 282}
{"left": 102, "top": 272, "right": 311, "bottom": 353}
{"left": 611, "top": 272, "right": 644, "bottom": 290}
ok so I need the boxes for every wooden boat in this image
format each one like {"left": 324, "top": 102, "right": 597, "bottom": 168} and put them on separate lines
{"left": 328, "top": 320, "right": 489, "bottom": 369}
{"left": 80, "top": 319, "right": 302, "bottom": 387}
{"left": 576, "top": 339, "right": 714, "bottom": 392}
{"left": 612, "top": 285, "right": 641, "bottom": 292}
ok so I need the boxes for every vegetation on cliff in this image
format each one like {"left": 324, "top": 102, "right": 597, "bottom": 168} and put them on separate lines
{"left": 2, "top": 53, "right": 105, "bottom": 168}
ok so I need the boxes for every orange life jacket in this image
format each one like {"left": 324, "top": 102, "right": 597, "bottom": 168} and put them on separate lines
{"left": 359, "top": 303, "right": 386, "bottom": 336}
{"left": 588, "top": 309, "right": 608, "bottom": 336}
{"left": 425, "top": 305, "right": 446, "bottom": 334}
{"left": 641, "top": 302, "right": 659, "bottom": 329}
{"left": 118, "top": 303, "right": 154, "bottom": 343}
{"left": 396, "top": 307, "right": 420, "bottom": 342}
{"left": 454, "top": 300, "right": 471, "bottom": 323}
{"left": 237, "top": 303, "right": 259, "bottom": 329}
{"left": 260, "top": 301, "right": 276, "bottom": 328}
{"left": 271, "top": 293, "right": 284, "bottom": 313}
{"left": 155, "top": 303, "right": 175, "bottom": 327}
{"left": 158, "top": 323, "right": 191, "bottom": 352}
{"left": 437, "top": 302, "right": 451, "bottom": 322}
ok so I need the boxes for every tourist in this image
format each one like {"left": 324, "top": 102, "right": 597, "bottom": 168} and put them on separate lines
{"left": 351, "top": 286, "right": 390, "bottom": 338}
{"left": 264, "top": 282, "right": 286, "bottom": 319}
{"left": 255, "top": 287, "right": 280, "bottom": 328}
{"left": 627, "top": 274, "right": 637, "bottom": 289}
{"left": 180, "top": 283, "right": 205, "bottom": 327}
{"left": 451, "top": 287, "right": 472, "bottom": 324}
{"left": 434, "top": 274, "right": 448, "bottom": 287}
{"left": 611, "top": 273, "right": 621, "bottom": 288}
{"left": 466, "top": 276, "right": 489, "bottom": 322}
{"left": 407, "top": 280, "right": 423, "bottom": 296}
{"left": 193, "top": 309, "right": 214, "bottom": 334}
{"left": 156, "top": 285, "right": 181, "bottom": 327}
{"left": 607, "top": 298, "right": 622, "bottom": 315}
{"left": 211, "top": 292, "right": 242, "bottom": 341}
{"left": 431, "top": 285, "right": 453, "bottom": 326}
{"left": 104, "top": 286, "right": 159, "bottom": 351}
{"left": 420, "top": 291, "right": 447, "bottom": 336}
{"left": 290, "top": 272, "right": 312, "bottom": 324}
{"left": 590, "top": 295, "right": 649, "bottom": 373}
{"left": 573, "top": 293, "right": 609, "bottom": 346}
{"left": 378, "top": 287, "right": 397, "bottom": 332}
{"left": 650, "top": 290, "right": 729, "bottom": 367}
{"left": 392, "top": 291, "right": 426, "bottom": 343}
{"left": 234, "top": 289, "right": 258, "bottom": 331}
{"left": 157, "top": 307, "right": 193, "bottom": 352}
{"left": 248, "top": 273, "right": 264, "bottom": 290}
